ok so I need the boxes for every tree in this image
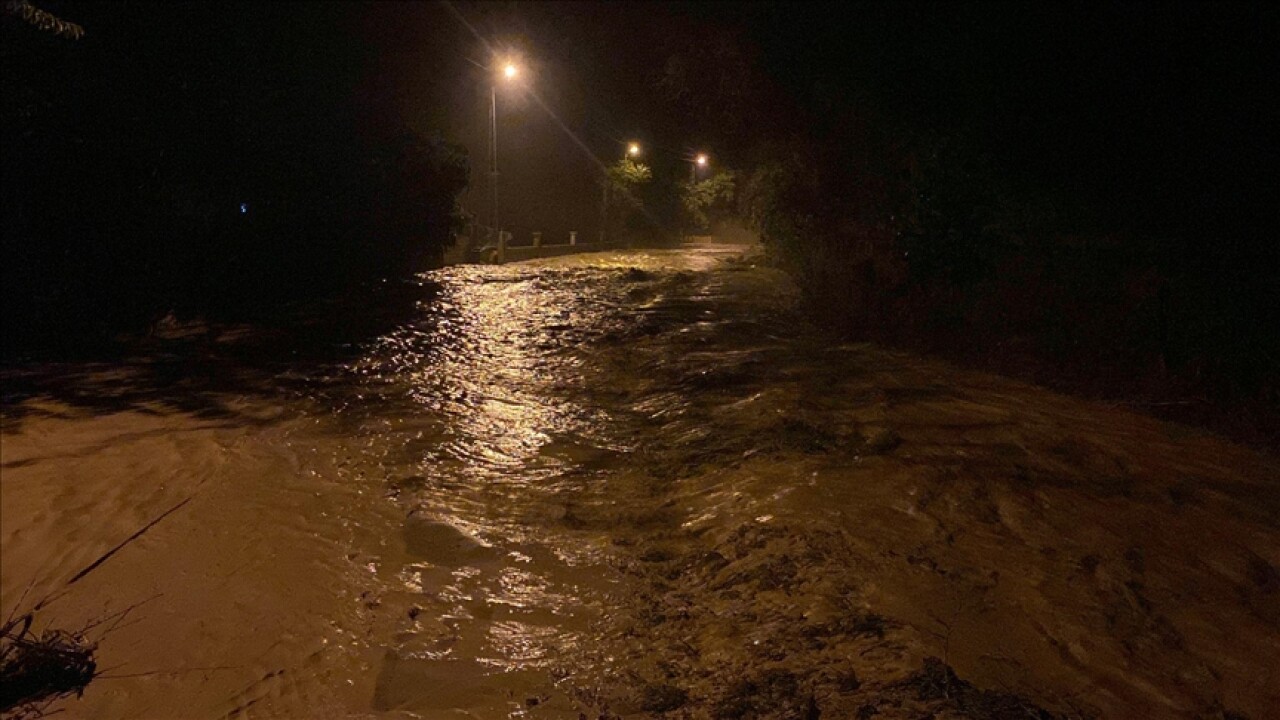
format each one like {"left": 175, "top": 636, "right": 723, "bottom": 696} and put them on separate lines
{"left": 3, "top": 0, "right": 84, "bottom": 39}
{"left": 607, "top": 157, "right": 652, "bottom": 194}
{"left": 681, "top": 171, "right": 735, "bottom": 233}
{"left": 363, "top": 131, "right": 470, "bottom": 272}
{"left": 604, "top": 157, "right": 651, "bottom": 238}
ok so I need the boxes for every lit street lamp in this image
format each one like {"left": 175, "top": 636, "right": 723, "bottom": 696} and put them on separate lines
{"left": 682, "top": 153, "right": 710, "bottom": 242}
{"left": 489, "top": 59, "right": 520, "bottom": 261}
{"left": 601, "top": 141, "right": 641, "bottom": 243}
{"left": 691, "top": 152, "right": 708, "bottom": 183}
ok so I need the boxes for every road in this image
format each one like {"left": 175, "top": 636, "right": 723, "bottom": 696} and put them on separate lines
{"left": 2, "top": 245, "right": 1277, "bottom": 719}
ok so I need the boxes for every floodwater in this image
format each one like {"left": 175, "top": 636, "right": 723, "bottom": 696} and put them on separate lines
{"left": 2, "top": 245, "right": 1278, "bottom": 719}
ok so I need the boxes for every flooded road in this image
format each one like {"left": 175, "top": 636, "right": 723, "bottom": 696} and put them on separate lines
{"left": 3, "top": 245, "right": 1278, "bottom": 719}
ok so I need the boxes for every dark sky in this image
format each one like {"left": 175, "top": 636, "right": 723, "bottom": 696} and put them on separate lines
{"left": 14, "top": 1, "right": 1278, "bottom": 246}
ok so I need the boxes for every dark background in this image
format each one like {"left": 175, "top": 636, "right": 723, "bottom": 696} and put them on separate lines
{"left": 3, "top": 2, "right": 1277, "bottom": 417}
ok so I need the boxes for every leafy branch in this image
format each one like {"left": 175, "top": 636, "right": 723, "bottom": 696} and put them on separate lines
{"left": 682, "top": 171, "right": 736, "bottom": 231}
{"left": 3, "top": 1, "right": 85, "bottom": 39}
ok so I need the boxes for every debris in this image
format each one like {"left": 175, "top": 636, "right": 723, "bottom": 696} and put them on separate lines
{"left": 0, "top": 612, "right": 97, "bottom": 719}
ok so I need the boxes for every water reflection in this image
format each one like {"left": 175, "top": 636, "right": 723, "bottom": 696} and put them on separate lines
{"left": 358, "top": 268, "right": 602, "bottom": 478}
{"left": 330, "top": 248, "right": 784, "bottom": 716}
{"left": 340, "top": 256, "right": 697, "bottom": 713}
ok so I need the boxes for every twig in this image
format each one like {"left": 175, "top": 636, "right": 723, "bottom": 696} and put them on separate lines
{"left": 32, "top": 587, "right": 72, "bottom": 614}
{"left": 4, "top": 577, "right": 37, "bottom": 627}
{"left": 66, "top": 496, "right": 196, "bottom": 585}
{"left": 79, "top": 594, "right": 160, "bottom": 636}
{"left": 99, "top": 617, "right": 144, "bottom": 636}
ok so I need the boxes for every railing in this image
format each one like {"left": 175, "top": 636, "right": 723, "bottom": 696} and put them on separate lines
{"left": 447, "top": 227, "right": 621, "bottom": 265}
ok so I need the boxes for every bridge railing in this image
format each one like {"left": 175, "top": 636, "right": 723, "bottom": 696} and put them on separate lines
{"left": 448, "top": 228, "right": 621, "bottom": 265}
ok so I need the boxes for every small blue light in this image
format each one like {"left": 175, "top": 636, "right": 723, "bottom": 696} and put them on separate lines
{"left": 239, "top": 203, "right": 248, "bottom": 214}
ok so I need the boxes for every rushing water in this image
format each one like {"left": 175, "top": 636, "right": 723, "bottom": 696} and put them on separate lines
{"left": 2, "top": 245, "right": 1278, "bottom": 719}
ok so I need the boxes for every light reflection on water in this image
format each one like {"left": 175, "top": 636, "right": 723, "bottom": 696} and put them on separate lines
{"left": 320, "top": 245, "right": 793, "bottom": 712}
{"left": 483, "top": 620, "right": 563, "bottom": 667}
{"left": 338, "top": 248, "right": 770, "bottom": 714}
{"left": 359, "top": 269, "right": 609, "bottom": 479}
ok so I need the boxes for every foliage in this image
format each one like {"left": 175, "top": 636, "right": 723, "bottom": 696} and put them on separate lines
{"left": 607, "top": 157, "right": 652, "bottom": 194}
{"left": 2, "top": 1, "right": 83, "bottom": 39}
{"left": 604, "top": 158, "right": 652, "bottom": 237}
{"left": 361, "top": 132, "right": 471, "bottom": 270}
{"left": 681, "top": 171, "right": 735, "bottom": 232}
{"left": 665, "top": 4, "right": 1279, "bottom": 405}
{"left": 657, "top": 30, "right": 761, "bottom": 152}
{"left": 0, "top": 612, "right": 96, "bottom": 719}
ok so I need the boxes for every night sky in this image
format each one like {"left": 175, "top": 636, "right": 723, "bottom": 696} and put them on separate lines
{"left": 3, "top": 1, "right": 1277, "bottom": 371}
{"left": 8, "top": 2, "right": 1275, "bottom": 241}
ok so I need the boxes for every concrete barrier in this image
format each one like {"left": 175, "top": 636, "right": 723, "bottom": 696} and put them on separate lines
{"left": 500, "top": 242, "right": 624, "bottom": 263}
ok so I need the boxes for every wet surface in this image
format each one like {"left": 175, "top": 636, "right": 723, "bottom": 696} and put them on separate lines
{"left": 2, "top": 246, "right": 1278, "bottom": 719}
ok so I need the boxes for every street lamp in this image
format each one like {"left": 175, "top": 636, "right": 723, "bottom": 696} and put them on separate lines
{"left": 489, "top": 59, "right": 520, "bottom": 261}
{"left": 602, "top": 141, "right": 642, "bottom": 244}
{"left": 682, "top": 153, "right": 711, "bottom": 242}
{"left": 691, "top": 152, "right": 709, "bottom": 183}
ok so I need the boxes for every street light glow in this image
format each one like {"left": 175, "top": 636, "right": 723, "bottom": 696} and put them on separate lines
{"left": 488, "top": 57, "right": 524, "bottom": 260}
{"left": 628, "top": 143, "right": 641, "bottom": 156}
{"left": 696, "top": 154, "right": 708, "bottom": 166}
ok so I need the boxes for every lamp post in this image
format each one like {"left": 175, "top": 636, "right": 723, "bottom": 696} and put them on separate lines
{"left": 683, "top": 153, "right": 709, "bottom": 241}
{"left": 691, "top": 152, "right": 708, "bottom": 183}
{"left": 601, "top": 141, "right": 641, "bottom": 244}
{"left": 489, "top": 61, "right": 519, "bottom": 261}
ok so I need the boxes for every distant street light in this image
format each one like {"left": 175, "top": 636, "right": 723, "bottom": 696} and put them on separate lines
{"left": 691, "top": 152, "right": 709, "bottom": 183}
{"left": 602, "top": 141, "right": 642, "bottom": 243}
{"left": 489, "top": 58, "right": 521, "bottom": 261}
{"left": 683, "top": 152, "right": 712, "bottom": 241}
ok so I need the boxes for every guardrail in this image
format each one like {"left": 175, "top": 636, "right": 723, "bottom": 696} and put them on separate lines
{"left": 446, "top": 230, "right": 627, "bottom": 265}
{"left": 499, "top": 241, "right": 624, "bottom": 263}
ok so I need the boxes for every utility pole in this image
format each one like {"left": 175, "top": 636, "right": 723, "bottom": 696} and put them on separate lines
{"left": 599, "top": 177, "right": 609, "bottom": 244}
{"left": 486, "top": 61, "right": 519, "bottom": 262}
{"left": 489, "top": 84, "right": 501, "bottom": 261}
{"left": 685, "top": 153, "right": 709, "bottom": 241}
{"left": 601, "top": 142, "right": 640, "bottom": 245}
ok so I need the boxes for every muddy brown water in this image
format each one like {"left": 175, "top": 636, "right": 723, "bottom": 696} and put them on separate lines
{"left": 2, "top": 246, "right": 1278, "bottom": 719}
